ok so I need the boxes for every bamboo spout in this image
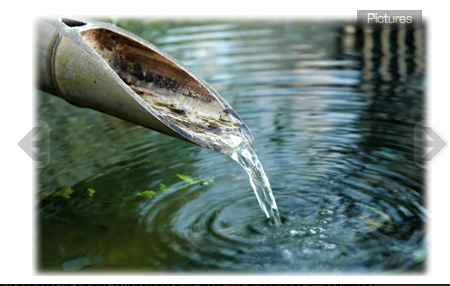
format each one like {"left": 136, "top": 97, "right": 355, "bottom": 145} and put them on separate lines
{"left": 36, "top": 17, "right": 253, "bottom": 153}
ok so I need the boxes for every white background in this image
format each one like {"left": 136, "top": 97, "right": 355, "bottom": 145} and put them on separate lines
{"left": 1, "top": 0, "right": 448, "bottom": 284}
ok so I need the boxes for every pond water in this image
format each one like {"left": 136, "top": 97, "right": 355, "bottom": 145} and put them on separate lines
{"left": 37, "top": 19, "right": 426, "bottom": 273}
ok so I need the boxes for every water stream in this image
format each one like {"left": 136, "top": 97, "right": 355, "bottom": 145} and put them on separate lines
{"left": 229, "top": 142, "right": 282, "bottom": 226}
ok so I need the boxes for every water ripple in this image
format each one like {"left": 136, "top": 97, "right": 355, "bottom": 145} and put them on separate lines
{"left": 38, "top": 20, "right": 425, "bottom": 273}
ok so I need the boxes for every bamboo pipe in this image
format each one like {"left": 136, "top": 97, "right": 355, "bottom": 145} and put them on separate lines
{"left": 36, "top": 17, "right": 253, "bottom": 154}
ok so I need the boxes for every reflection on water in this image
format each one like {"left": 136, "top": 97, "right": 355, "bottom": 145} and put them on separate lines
{"left": 37, "top": 20, "right": 425, "bottom": 273}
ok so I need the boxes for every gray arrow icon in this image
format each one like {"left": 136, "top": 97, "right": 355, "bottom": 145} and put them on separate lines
{"left": 18, "top": 120, "right": 50, "bottom": 168}
{"left": 422, "top": 126, "right": 446, "bottom": 161}
{"left": 414, "top": 121, "right": 446, "bottom": 167}
{"left": 18, "top": 127, "right": 43, "bottom": 161}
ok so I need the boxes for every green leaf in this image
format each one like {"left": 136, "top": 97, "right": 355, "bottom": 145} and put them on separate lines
{"left": 137, "top": 190, "right": 156, "bottom": 199}
{"left": 55, "top": 188, "right": 73, "bottom": 199}
{"left": 87, "top": 188, "right": 95, "bottom": 197}
{"left": 176, "top": 174, "right": 194, "bottom": 183}
{"left": 201, "top": 177, "right": 215, "bottom": 185}
{"left": 159, "top": 183, "right": 167, "bottom": 192}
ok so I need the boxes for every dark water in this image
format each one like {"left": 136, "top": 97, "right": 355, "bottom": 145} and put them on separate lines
{"left": 37, "top": 20, "right": 426, "bottom": 273}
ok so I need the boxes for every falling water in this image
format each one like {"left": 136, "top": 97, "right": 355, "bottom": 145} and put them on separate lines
{"left": 229, "top": 141, "right": 282, "bottom": 226}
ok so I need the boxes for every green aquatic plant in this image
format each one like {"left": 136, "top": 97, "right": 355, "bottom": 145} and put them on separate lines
{"left": 175, "top": 174, "right": 215, "bottom": 189}
{"left": 87, "top": 188, "right": 95, "bottom": 203}
{"left": 176, "top": 174, "right": 194, "bottom": 183}
{"left": 87, "top": 188, "right": 95, "bottom": 197}
{"left": 137, "top": 174, "right": 215, "bottom": 200}
{"left": 55, "top": 187, "right": 73, "bottom": 199}
{"left": 200, "top": 177, "right": 215, "bottom": 185}
{"left": 41, "top": 174, "right": 214, "bottom": 205}
{"left": 136, "top": 190, "right": 156, "bottom": 199}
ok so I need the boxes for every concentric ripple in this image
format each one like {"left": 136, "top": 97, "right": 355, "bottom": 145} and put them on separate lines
{"left": 38, "top": 20, "right": 425, "bottom": 272}
{"left": 141, "top": 171, "right": 424, "bottom": 272}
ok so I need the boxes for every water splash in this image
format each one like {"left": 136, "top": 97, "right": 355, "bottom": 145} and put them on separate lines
{"left": 229, "top": 142, "right": 282, "bottom": 226}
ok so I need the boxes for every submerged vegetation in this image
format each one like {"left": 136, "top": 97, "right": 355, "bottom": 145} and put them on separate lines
{"left": 38, "top": 174, "right": 215, "bottom": 218}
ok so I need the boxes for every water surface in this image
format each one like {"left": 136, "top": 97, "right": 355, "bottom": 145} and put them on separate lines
{"left": 37, "top": 19, "right": 426, "bottom": 273}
